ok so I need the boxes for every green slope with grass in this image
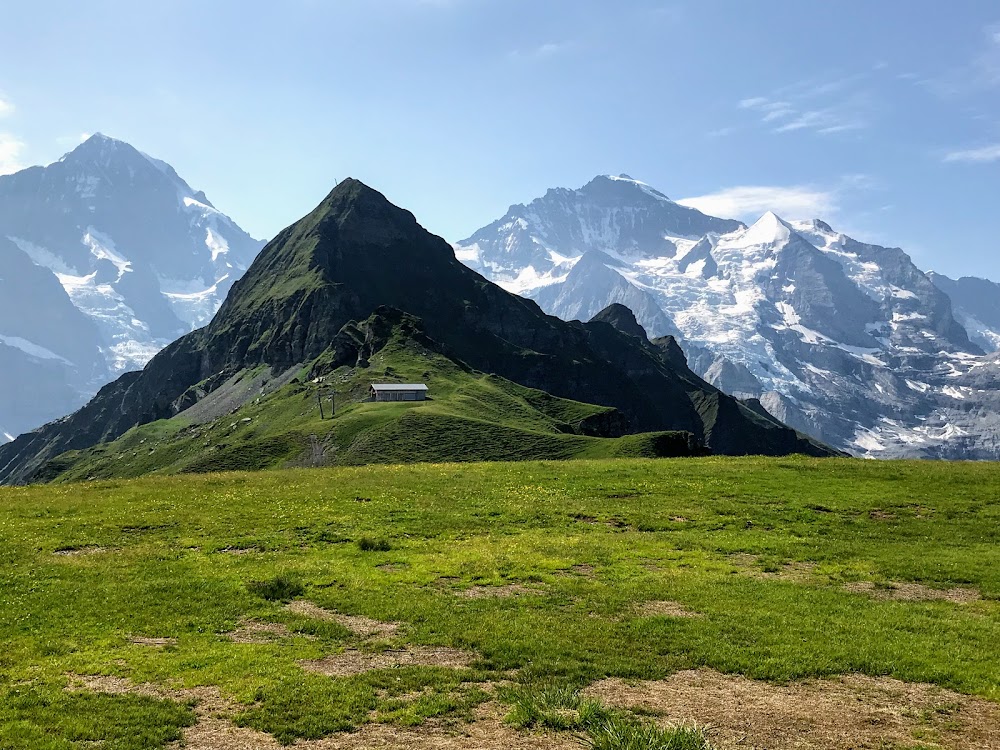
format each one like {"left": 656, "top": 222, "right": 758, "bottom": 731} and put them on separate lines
{"left": 0, "top": 457, "right": 997, "bottom": 748}
{"left": 38, "top": 311, "right": 698, "bottom": 483}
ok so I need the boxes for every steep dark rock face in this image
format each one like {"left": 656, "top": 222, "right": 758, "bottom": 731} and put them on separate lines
{"left": 589, "top": 303, "right": 651, "bottom": 340}
{"left": 0, "top": 180, "right": 836, "bottom": 483}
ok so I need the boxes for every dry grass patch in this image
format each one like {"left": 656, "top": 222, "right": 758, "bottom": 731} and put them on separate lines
{"left": 456, "top": 584, "right": 543, "bottom": 600}
{"left": 53, "top": 545, "right": 107, "bottom": 556}
{"left": 585, "top": 669, "right": 1000, "bottom": 750}
{"left": 300, "top": 647, "right": 476, "bottom": 677}
{"left": 285, "top": 600, "right": 400, "bottom": 639}
{"left": 226, "top": 620, "right": 297, "bottom": 644}
{"left": 66, "top": 675, "right": 580, "bottom": 749}
{"left": 638, "top": 601, "right": 702, "bottom": 618}
{"left": 727, "top": 554, "right": 819, "bottom": 583}
{"left": 307, "top": 717, "right": 575, "bottom": 748}
{"left": 844, "top": 581, "right": 981, "bottom": 603}
{"left": 67, "top": 674, "right": 282, "bottom": 750}
{"left": 869, "top": 509, "right": 898, "bottom": 521}
{"left": 130, "top": 636, "right": 178, "bottom": 648}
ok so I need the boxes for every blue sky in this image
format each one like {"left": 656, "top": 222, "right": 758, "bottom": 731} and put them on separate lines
{"left": 1, "top": 1, "right": 999, "bottom": 278}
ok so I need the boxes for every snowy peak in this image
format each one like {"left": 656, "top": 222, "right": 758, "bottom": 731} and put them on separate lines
{"left": 585, "top": 173, "right": 673, "bottom": 202}
{"left": 0, "top": 137, "right": 265, "bottom": 439}
{"left": 738, "top": 211, "right": 793, "bottom": 248}
{"left": 460, "top": 177, "right": 993, "bottom": 459}
{"left": 456, "top": 174, "right": 743, "bottom": 293}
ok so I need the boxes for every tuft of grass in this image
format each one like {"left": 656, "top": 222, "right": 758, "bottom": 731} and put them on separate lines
{"left": 247, "top": 575, "right": 304, "bottom": 602}
{"left": 357, "top": 537, "right": 392, "bottom": 552}
{"left": 505, "top": 683, "right": 711, "bottom": 749}
{"left": 504, "top": 682, "right": 608, "bottom": 731}
{"left": 583, "top": 716, "right": 712, "bottom": 750}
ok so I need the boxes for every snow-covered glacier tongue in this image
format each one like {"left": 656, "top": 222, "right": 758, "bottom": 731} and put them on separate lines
{"left": 0, "top": 134, "right": 265, "bottom": 438}
{"left": 456, "top": 175, "right": 998, "bottom": 459}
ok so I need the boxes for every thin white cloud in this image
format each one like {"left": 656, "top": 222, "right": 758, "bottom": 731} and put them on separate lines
{"left": 0, "top": 133, "right": 26, "bottom": 175}
{"left": 0, "top": 97, "right": 13, "bottom": 118}
{"left": 737, "top": 75, "right": 871, "bottom": 136}
{"left": 508, "top": 41, "right": 573, "bottom": 61}
{"left": 943, "top": 143, "right": 1000, "bottom": 163}
{"left": 706, "top": 126, "right": 736, "bottom": 138}
{"left": 677, "top": 185, "right": 838, "bottom": 222}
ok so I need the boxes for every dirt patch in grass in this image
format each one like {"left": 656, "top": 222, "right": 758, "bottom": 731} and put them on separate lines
{"left": 638, "top": 600, "right": 702, "bottom": 618}
{"left": 69, "top": 676, "right": 571, "bottom": 749}
{"left": 585, "top": 669, "right": 1000, "bottom": 750}
{"left": 300, "top": 647, "right": 476, "bottom": 677}
{"left": 305, "top": 707, "right": 576, "bottom": 748}
{"left": 130, "top": 636, "right": 177, "bottom": 647}
{"left": 226, "top": 620, "right": 297, "bottom": 644}
{"left": 555, "top": 564, "right": 596, "bottom": 578}
{"left": 67, "top": 674, "right": 283, "bottom": 750}
{"left": 217, "top": 546, "right": 262, "bottom": 555}
{"left": 456, "top": 584, "right": 543, "bottom": 600}
{"left": 843, "top": 581, "right": 981, "bottom": 603}
{"left": 53, "top": 545, "right": 107, "bottom": 556}
{"left": 285, "top": 600, "right": 400, "bottom": 639}
{"left": 728, "top": 554, "right": 819, "bottom": 582}
{"left": 760, "top": 561, "right": 818, "bottom": 582}
{"left": 869, "top": 509, "right": 897, "bottom": 521}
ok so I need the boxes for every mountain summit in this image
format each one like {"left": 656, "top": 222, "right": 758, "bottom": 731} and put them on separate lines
{"left": 0, "top": 135, "right": 263, "bottom": 440}
{"left": 0, "top": 179, "right": 834, "bottom": 483}
{"left": 457, "top": 176, "right": 996, "bottom": 458}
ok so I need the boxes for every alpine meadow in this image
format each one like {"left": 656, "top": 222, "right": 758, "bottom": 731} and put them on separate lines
{"left": 2, "top": 2, "right": 1000, "bottom": 749}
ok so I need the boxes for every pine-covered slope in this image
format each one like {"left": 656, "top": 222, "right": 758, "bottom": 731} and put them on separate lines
{"left": 0, "top": 180, "right": 834, "bottom": 483}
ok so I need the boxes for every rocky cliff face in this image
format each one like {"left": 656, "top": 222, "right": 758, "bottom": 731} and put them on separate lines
{"left": 0, "top": 134, "right": 263, "bottom": 439}
{"left": 0, "top": 180, "right": 835, "bottom": 484}
{"left": 928, "top": 272, "right": 1000, "bottom": 353}
{"left": 457, "top": 176, "right": 1000, "bottom": 458}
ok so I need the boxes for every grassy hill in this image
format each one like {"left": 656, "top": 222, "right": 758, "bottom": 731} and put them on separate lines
{"left": 1, "top": 457, "right": 997, "bottom": 748}
{"left": 36, "top": 312, "right": 698, "bottom": 483}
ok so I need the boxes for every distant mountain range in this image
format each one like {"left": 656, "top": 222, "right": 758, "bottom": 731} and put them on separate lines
{"left": 6, "top": 142, "right": 1000, "bottom": 464}
{"left": 0, "top": 134, "right": 263, "bottom": 440}
{"left": 457, "top": 175, "right": 1000, "bottom": 458}
{"left": 0, "top": 180, "right": 833, "bottom": 484}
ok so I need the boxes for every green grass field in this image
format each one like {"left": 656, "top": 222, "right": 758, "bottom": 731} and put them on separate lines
{"left": 1, "top": 457, "right": 998, "bottom": 748}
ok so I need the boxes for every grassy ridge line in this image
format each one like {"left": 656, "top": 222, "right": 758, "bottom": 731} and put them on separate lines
{"left": 0, "top": 457, "right": 997, "bottom": 747}
{"left": 40, "top": 331, "right": 696, "bottom": 482}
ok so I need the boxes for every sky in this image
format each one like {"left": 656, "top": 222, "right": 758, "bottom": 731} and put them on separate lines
{"left": 1, "top": 0, "right": 999, "bottom": 279}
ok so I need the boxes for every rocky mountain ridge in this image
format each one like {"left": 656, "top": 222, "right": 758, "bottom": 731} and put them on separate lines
{"left": 0, "top": 134, "right": 263, "bottom": 439}
{"left": 457, "top": 175, "right": 1000, "bottom": 458}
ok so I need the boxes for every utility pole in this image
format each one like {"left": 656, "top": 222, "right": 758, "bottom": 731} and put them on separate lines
{"left": 317, "top": 388, "right": 326, "bottom": 420}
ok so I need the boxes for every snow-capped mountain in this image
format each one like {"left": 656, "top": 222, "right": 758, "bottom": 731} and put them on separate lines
{"left": 457, "top": 175, "right": 1000, "bottom": 458}
{"left": 0, "top": 134, "right": 264, "bottom": 440}
{"left": 927, "top": 272, "right": 1000, "bottom": 353}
